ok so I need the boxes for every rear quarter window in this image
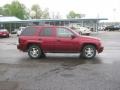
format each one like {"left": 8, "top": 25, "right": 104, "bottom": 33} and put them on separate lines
{"left": 21, "top": 27, "right": 36, "bottom": 36}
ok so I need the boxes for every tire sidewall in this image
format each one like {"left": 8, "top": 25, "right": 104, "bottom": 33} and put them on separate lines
{"left": 79, "top": 31, "right": 82, "bottom": 35}
{"left": 28, "top": 45, "right": 41, "bottom": 59}
{"left": 81, "top": 45, "right": 96, "bottom": 59}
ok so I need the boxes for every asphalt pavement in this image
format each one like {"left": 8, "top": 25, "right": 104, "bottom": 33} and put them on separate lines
{"left": 0, "top": 31, "right": 120, "bottom": 90}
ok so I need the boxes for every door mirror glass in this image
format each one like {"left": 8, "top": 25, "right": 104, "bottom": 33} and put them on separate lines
{"left": 71, "top": 35, "right": 76, "bottom": 39}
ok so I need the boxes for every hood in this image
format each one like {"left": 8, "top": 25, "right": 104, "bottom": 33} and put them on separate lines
{"left": 79, "top": 35, "right": 101, "bottom": 41}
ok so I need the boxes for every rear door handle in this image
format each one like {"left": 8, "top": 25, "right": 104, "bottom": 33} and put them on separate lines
{"left": 38, "top": 38, "right": 42, "bottom": 41}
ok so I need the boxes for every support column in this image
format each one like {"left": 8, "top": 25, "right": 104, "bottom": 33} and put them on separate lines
{"left": 96, "top": 20, "right": 99, "bottom": 32}
{"left": 9, "top": 23, "right": 11, "bottom": 34}
{"left": 82, "top": 20, "right": 84, "bottom": 27}
{"left": 15, "top": 23, "right": 16, "bottom": 29}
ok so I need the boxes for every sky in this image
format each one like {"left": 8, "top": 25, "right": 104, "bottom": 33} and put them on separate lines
{"left": 0, "top": 0, "right": 120, "bottom": 22}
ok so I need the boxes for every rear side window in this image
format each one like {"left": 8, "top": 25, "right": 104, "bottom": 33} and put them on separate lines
{"left": 21, "top": 27, "right": 36, "bottom": 36}
{"left": 40, "top": 27, "right": 52, "bottom": 36}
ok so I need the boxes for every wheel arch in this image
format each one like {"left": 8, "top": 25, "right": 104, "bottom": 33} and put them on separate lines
{"left": 27, "top": 43, "right": 41, "bottom": 50}
{"left": 80, "top": 43, "right": 97, "bottom": 52}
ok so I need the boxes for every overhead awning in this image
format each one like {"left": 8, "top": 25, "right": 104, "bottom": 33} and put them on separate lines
{"left": 0, "top": 16, "right": 108, "bottom": 23}
{"left": 0, "top": 16, "right": 22, "bottom": 23}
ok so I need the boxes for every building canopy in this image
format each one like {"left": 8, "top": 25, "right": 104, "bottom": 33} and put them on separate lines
{"left": 0, "top": 16, "right": 108, "bottom": 23}
{"left": 0, "top": 16, "right": 22, "bottom": 23}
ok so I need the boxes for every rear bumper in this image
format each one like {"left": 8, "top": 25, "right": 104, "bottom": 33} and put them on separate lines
{"left": 17, "top": 44, "right": 26, "bottom": 52}
{"left": 0, "top": 33, "right": 9, "bottom": 37}
{"left": 98, "top": 46, "right": 104, "bottom": 53}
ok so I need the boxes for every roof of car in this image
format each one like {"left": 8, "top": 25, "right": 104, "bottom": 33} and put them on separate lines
{"left": 0, "top": 29, "right": 7, "bottom": 32}
{"left": 30, "top": 25, "right": 67, "bottom": 28}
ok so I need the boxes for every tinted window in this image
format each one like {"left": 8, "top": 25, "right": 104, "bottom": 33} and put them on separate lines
{"left": 40, "top": 27, "right": 52, "bottom": 36}
{"left": 57, "top": 27, "right": 73, "bottom": 37}
{"left": 21, "top": 27, "right": 36, "bottom": 36}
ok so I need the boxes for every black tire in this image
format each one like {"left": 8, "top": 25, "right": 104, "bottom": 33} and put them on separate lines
{"left": 6, "top": 35, "right": 9, "bottom": 38}
{"left": 80, "top": 45, "right": 96, "bottom": 59}
{"left": 28, "top": 45, "right": 42, "bottom": 59}
{"left": 79, "top": 31, "right": 82, "bottom": 35}
{"left": 86, "top": 33, "right": 90, "bottom": 36}
{"left": 41, "top": 52, "right": 46, "bottom": 58}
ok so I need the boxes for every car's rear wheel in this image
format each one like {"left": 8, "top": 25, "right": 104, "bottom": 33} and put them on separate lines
{"left": 28, "top": 45, "right": 42, "bottom": 59}
{"left": 6, "top": 35, "right": 9, "bottom": 38}
{"left": 81, "top": 45, "right": 96, "bottom": 59}
{"left": 86, "top": 33, "right": 90, "bottom": 36}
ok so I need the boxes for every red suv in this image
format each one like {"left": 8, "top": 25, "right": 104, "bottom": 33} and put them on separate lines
{"left": 17, "top": 26, "right": 103, "bottom": 59}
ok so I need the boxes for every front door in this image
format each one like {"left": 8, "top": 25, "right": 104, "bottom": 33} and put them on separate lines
{"left": 54, "top": 27, "right": 79, "bottom": 53}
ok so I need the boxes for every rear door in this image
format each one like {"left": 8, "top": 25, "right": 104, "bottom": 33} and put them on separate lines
{"left": 38, "top": 27, "right": 56, "bottom": 52}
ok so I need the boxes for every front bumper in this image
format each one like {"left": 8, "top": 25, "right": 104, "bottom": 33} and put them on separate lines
{"left": 17, "top": 44, "right": 20, "bottom": 50}
{"left": 17, "top": 44, "right": 26, "bottom": 52}
{"left": 98, "top": 46, "right": 104, "bottom": 53}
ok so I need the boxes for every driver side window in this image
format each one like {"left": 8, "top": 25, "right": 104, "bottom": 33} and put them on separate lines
{"left": 57, "top": 27, "right": 73, "bottom": 37}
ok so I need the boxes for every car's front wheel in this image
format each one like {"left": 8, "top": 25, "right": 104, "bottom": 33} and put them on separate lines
{"left": 81, "top": 45, "right": 96, "bottom": 59}
{"left": 28, "top": 45, "right": 42, "bottom": 59}
{"left": 79, "top": 31, "right": 82, "bottom": 35}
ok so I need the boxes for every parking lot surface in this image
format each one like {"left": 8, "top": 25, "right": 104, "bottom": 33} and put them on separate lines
{"left": 0, "top": 32, "right": 120, "bottom": 90}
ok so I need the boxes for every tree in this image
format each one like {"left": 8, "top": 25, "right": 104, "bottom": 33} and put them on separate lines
{"left": 0, "top": 7, "right": 4, "bottom": 15}
{"left": 3, "top": 4, "right": 11, "bottom": 16}
{"left": 42, "top": 8, "right": 50, "bottom": 19}
{"left": 75, "top": 14, "right": 81, "bottom": 18}
{"left": 67, "top": 11, "right": 83, "bottom": 19}
{"left": 30, "top": 4, "right": 50, "bottom": 19}
{"left": 3, "top": 1, "right": 28, "bottom": 19}
{"left": 31, "top": 4, "right": 42, "bottom": 19}
{"left": 67, "top": 11, "right": 76, "bottom": 19}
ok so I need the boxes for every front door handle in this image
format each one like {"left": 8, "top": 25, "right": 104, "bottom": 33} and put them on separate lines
{"left": 57, "top": 39, "right": 61, "bottom": 42}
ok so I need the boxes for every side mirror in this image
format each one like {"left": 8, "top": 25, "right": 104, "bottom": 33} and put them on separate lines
{"left": 71, "top": 35, "right": 76, "bottom": 39}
